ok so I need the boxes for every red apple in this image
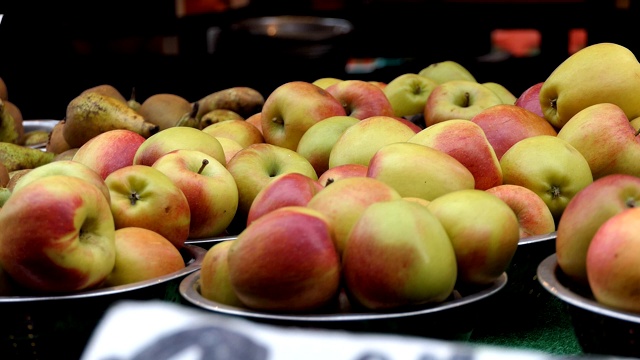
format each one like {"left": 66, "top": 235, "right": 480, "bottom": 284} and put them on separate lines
{"left": 246, "top": 172, "right": 323, "bottom": 226}
{"left": 514, "top": 82, "right": 545, "bottom": 118}
{"left": 105, "top": 165, "right": 191, "bottom": 249}
{"left": 227, "top": 206, "right": 341, "bottom": 312}
{"left": 103, "top": 227, "right": 186, "bottom": 287}
{"left": 0, "top": 175, "right": 116, "bottom": 293}
{"left": 72, "top": 129, "right": 147, "bottom": 180}
{"left": 199, "top": 240, "right": 244, "bottom": 307}
{"left": 470, "top": 104, "right": 558, "bottom": 160}
{"left": 325, "top": 79, "right": 395, "bottom": 119}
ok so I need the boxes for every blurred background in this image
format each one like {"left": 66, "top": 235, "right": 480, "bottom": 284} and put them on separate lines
{"left": 0, "top": 0, "right": 637, "bottom": 120}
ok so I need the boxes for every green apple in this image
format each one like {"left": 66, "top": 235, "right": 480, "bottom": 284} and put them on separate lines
{"left": 424, "top": 80, "right": 503, "bottom": 127}
{"left": 247, "top": 172, "right": 322, "bottom": 226}
{"left": 104, "top": 227, "right": 186, "bottom": 287}
{"left": 296, "top": 115, "right": 360, "bottom": 176}
{"left": 470, "top": 103, "right": 558, "bottom": 160}
{"left": 152, "top": 149, "right": 239, "bottom": 239}
{"left": 133, "top": 126, "right": 226, "bottom": 167}
{"left": 261, "top": 81, "right": 346, "bottom": 151}
{"left": 540, "top": 42, "right": 640, "bottom": 129}
{"left": 486, "top": 184, "right": 556, "bottom": 239}
{"left": 325, "top": 79, "right": 395, "bottom": 119}
{"left": 105, "top": 165, "right": 192, "bottom": 249}
{"left": 427, "top": 189, "right": 520, "bottom": 286}
{"left": 408, "top": 119, "right": 502, "bottom": 190}
{"left": 586, "top": 206, "right": 640, "bottom": 313}
{"left": 383, "top": 73, "right": 439, "bottom": 118}
{"left": 328, "top": 115, "right": 416, "bottom": 168}
{"left": 367, "top": 142, "right": 475, "bottom": 201}
{"left": 342, "top": 198, "right": 457, "bottom": 310}
{"left": 317, "top": 163, "right": 368, "bottom": 187}
{"left": 10, "top": 159, "right": 111, "bottom": 204}
{"left": 227, "top": 206, "right": 341, "bottom": 312}
{"left": 557, "top": 102, "right": 640, "bottom": 180}
{"left": 226, "top": 143, "right": 318, "bottom": 220}
{"left": 215, "top": 136, "right": 244, "bottom": 164}
{"left": 500, "top": 135, "right": 593, "bottom": 221}
{"left": 418, "top": 60, "right": 477, "bottom": 84}
{"left": 556, "top": 174, "right": 640, "bottom": 285}
{"left": 483, "top": 82, "right": 517, "bottom": 104}
{"left": 199, "top": 240, "right": 244, "bottom": 307}
{"left": 0, "top": 175, "right": 116, "bottom": 293}
{"left": 312, "top": 77, "right": 343, "bottom": 89}
{"left": 201, "top": 119, "right": 264, "bottom": 148}
{"left": 307, "top": 176, "right": 402, "bottom": 256}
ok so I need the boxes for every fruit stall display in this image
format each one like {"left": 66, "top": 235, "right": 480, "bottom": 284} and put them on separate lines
{"left": 1, "top": 41, "right": 640, "bottom": 358}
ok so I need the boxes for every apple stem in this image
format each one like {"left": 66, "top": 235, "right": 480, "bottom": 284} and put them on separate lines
{"left": 635, "top": 127, "right": 640, "bottom": 137}
{"left": 550, "top": 185, "right": 561, "bottom": 199}
{"left": 325, "top": 178, "right": 335, "bottom": 186}
{"left": 129, "top": 192, "right": 141, "bottom": 205}
{"left": 463, "top": 92, "right": 470, "bottom": 107}
{"left": 550, "top": 98, "right": 557, "bottom": 111}
{"left": 198, "top": 159, "right": 209, "bottom": 174}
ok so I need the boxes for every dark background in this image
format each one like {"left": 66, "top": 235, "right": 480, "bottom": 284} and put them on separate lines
{"left": 0, "top": 0, "right": 637, "bottom": 120}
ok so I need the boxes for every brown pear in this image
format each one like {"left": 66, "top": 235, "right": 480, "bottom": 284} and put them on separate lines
{"left": 199, "top": 108, "right": 244, "bottom": 129}
{"left": 5, "top": 100, "right": 24, "bottom": 142}
{"left": 80, "top": 84, "right": 127, "bottom": 103}
{"left": 6, "top": 169, "right": 32, "bottom": 191}
{"left": 196, "top": 86, "right": 265, "bottom": 120}
{"left": 0, "top": 77, "right": 7, "bottom": 101}
{"left": 138, "top": 93, "right": 198, "bottom": 131}
{"left": 0, "top": 161, "right": 9, "bottom": 187}
{"left": 46, "top": 119, "right": 72, "bottom": 154}
{"left": 53, "top": 148, "right": 79, "bottom": 161}
{"left": 64, "top": 92, "right": 159, "bottom": 148}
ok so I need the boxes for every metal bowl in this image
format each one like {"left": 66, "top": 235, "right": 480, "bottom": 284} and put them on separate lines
{"left": 0, "top": 244, "right": 206, "bottom": 360}
{"left": 22, "top": 119, "right": 59, "bottom": 149}
{"left": 179, "top": 269, "right": 507, "bottom": 341}
{"left": 185, "top": 234, "right": 237, "bottom": 250}
{"left": 538, "top": 253, "right": 640, "bottom": 357}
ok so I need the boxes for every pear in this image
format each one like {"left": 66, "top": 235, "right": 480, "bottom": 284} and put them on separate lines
{"left": 540, "top": 42, "right": 640, "bottom": 129}
{"left": 46, "top": 119, "right": 72, "bottom": 154}
{"left": 0, "top": 161, "right": 9, "bottom": 187}
{"left": 0, "top": 77, "right": 7, "bottom": 101}
{"left": 0, "top": 99, "right": 20, "bottom": 144}
{"left": 80, "top": 84, "right": 127, "bottom": 103}
{"left": 127, "top": 87, "right": 141, "bottom": 111}
{"left": 138, "top": 93, "right": 198, "bottom": 131}
{"left": 195, "top": 86, "right": 265, "bottom": 120}
{"left": 199, "top": 108, "right": 244, "bottom": 129}
{"left": 4, "top": 100, "right": 24, "bottom": 142}
{"left": 21, "top": 130, "right": 50, "bottom": 147}
{"left": 0, "top": 142, "right": 55, "bottom": 172}
{"left": 418, "top": 60, "right": 477, "bottom": 84}
{"left": 64, "top": 92, "right": 159, "bottom": 148}
{"left": 53, "top": 148, "right": 79, "bottom": 161}
{"left": 6, "top": 169, "right": 31, "bottom": 191}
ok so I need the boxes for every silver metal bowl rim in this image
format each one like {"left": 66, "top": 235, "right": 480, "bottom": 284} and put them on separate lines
{"left": 518, "top": 231, "right": 557, "bottom": 246}
{"left": 179, "top": 270, "right": 507, "bottom": 322}
{"left": 0, "top": 244, "right": 206, "bottom": 303}
{"left": 537, "top": 253, "right": 640, "bottom": 324}
{"left": 232, "top": 15, "right": 354, "bottom": 32}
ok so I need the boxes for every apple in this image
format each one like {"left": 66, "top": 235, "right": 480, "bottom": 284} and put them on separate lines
{"left": 393, "top": 116, "right": 422, "bottom": 133}
{"left": 201, "top": 119, "right": 264, "bottom": 148}
{"left": 557, "top": 102, "right": 640, "bottom": 180}
{"left": 103, "top": 227, "right": 186, "bottom": 287}
{"left": 199, "top": 240, "right": 244, "bottom": 307}
{"left": 408, "top": 119, "right": 502, "bottom": 190}
{"left": 0, "top": 175, "right": 116, "bottom": 293}
{"left": 483, "top": 82, "right": 517, "bottom": 104}
{"left": 586, "top": 207, "right": 640, "bottom": 313}
{"left": 70, "top": 129, "right": 146, "bottom": 180}
{"left": 317, "top": 163, "right": 368, "bottom": 187}
{"left": 402, "top": 196, "right": 430, "bottom": 207}
{"left": 328, "top": 115, "right": 417, "bottom": 168}
{"left": 105, "top": 164, "right": 191, "bottom": 249}
{"left": 418, "top": 60, "right": 477, "bottom": 84}
{"left": 500, "top": 135, "right": 593, "bottom": 222}
{"left": 367, "top": 142, "right": 475, "bottom": 201}
{"left": 261, "top": 81, "right": 346, "bottom": 151}
{"left": 307, "top": 176, "right": 402, "bottom": 256}
{"left": 226, "top": 143, "right": 318, "bottom": 220}
{"left": 246, "top": 172, "right": 322, "bottom": 226}
{"left": 383, "top": 73, "right": 439, "bottom": 118}
{"left": 556, "top": 174, "right": 640, "bottom": 285}
{"left": 631, "top": 116, "right": 640, "bottom": 131}
{"left": 427, "top": 189, "right": 520, "bottom": 286}
{"left": 311, "top": 77, "right": 343, "bottom": 89}
{"left": 368, "top": 81, "right": 387, "bottom": 90}
{"left": 133, "top": 126, "right": 226, "bottom": 167}
{"left": 227, "top": 206, "right": 341, "bottom": 312}
{"left": 485, "top": 184, "right": 556, "bottom": 238}
{"left": 10, "top": 160, "right": 111, "bottom": 204}
{"left": 325, "top": 79, "right": 395, "bottom": 119}
{"left": 152, "top": 149, "right": 239, "bottom": 239}
{"left": 296, "top": 115, "right": 360, "bottom": 176}
{"left": 470, "top": 103, "right": 558, "bottom": 160}
{"left": 245, "top": 112, "right": 263, "bottom": 134}
{"left": 424, "top": 80, "right": 503, "bottom": 127}
{"left": 342, "top": 198, "right": 457, "bottom": 310}
{"left": 514, "top": 81, "right": 545, "bottom": 118}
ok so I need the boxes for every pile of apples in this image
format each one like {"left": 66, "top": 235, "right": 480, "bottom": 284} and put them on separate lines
{"left": 1, "top": 42, "right": 640, "bottom": 316}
